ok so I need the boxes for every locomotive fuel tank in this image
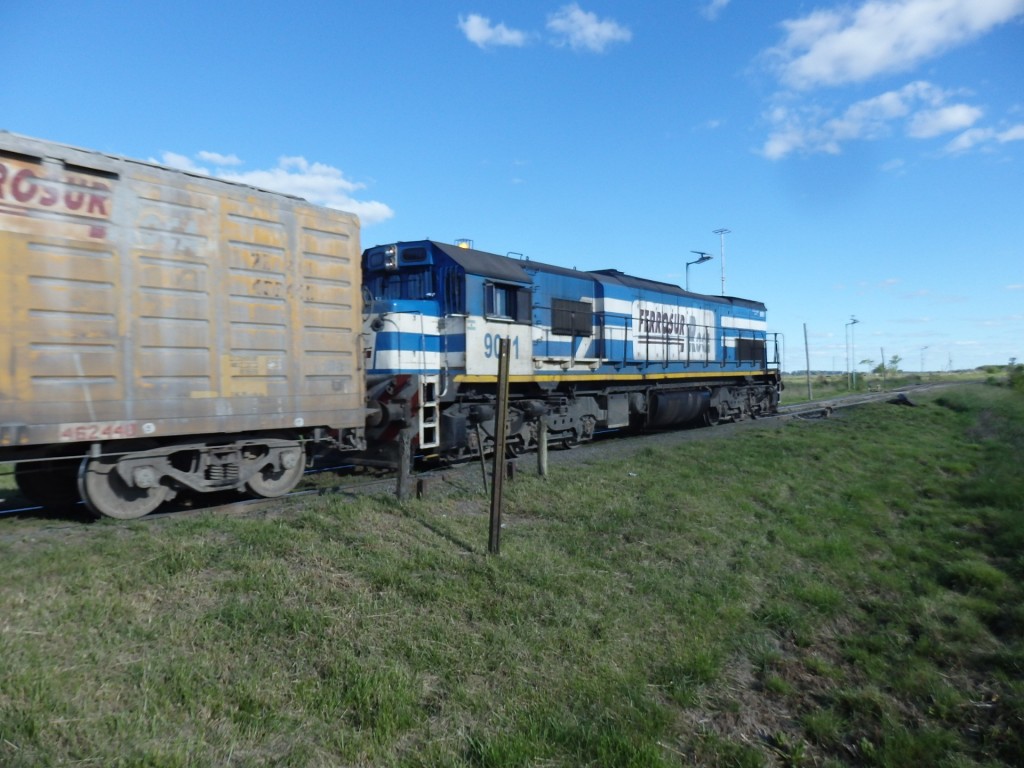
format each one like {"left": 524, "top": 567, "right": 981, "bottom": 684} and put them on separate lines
{"left": 646, "top": 389, "right": 710, "bottom": 428}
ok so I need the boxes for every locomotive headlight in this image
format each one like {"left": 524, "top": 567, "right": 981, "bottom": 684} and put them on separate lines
{"left": 384, "top": 245, "right": 398, "bottom": 271}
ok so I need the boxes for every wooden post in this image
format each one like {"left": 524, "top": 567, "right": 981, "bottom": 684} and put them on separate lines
{"left": 537, "top": 419, "right": 548, "bottom": 478}
{"left": 488, "top": 337, "right": 511, "bottom": 555}
{"left": 397, "top": 428, "right": 413, "bottom": 500}
{"left": 476, "top": 424, "right": 488, "bottom": 494}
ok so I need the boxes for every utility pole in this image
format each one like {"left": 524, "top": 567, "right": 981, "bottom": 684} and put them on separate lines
{"left": 713, "top": 228, "right": 730, "bottom": 295}
{"left": 803, "top": 323, "right": 811, "bottom": 400}
{"left": 845, "top": 315, "right": 860, "bottom": 389}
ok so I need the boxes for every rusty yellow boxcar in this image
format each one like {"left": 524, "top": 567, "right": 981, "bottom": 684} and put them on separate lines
{"left": 0, "top": 132, "right": 365, "bottom": 518}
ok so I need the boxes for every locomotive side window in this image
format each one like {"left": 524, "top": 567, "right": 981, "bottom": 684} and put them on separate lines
{"left": 485, "top": 282, "right": 529, "bottom": 323}
{"left": 551, "top": 298, "right": 592, "bottom": 337}
{"left": 486, "top": 283, "right": 512, "bottom": 318}
{"left": 441, "top": 268, "right": 465, "bottom": 314}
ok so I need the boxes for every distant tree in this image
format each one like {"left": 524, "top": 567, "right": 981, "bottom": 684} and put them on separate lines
{"left": 888, "top": 355, "right": 902, "bottom": 374}
{"left": 1009, "top": 357, "right": 1024, "bottom": 393}
{"left": 859, "top": 358, "right": 875, "bottom": 372}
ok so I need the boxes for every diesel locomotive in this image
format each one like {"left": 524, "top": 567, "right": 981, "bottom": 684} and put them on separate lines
{"left": 359, "top": 240, "right": 781, "bottom": 466}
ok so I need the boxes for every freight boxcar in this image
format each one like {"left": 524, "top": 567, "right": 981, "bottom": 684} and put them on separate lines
{"left": 0, "top": 132, "right": 365, "bottom": 518}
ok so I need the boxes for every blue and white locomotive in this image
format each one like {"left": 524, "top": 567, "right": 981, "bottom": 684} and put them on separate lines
{"left": 360, "top": 240, "right": 781, "bottom": 465}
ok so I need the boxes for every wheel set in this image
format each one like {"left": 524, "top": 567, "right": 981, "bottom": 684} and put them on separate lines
{"left": 15, "top": 439, "right": 308, "bottom": 520}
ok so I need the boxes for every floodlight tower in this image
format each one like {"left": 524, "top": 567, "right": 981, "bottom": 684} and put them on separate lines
{"left": 713, "top": 228, "right": 730, "bottom": 294}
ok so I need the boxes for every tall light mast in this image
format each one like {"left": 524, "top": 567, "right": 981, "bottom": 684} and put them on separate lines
{"left": 713, "top": 228, "right": 730, "bottom": 294}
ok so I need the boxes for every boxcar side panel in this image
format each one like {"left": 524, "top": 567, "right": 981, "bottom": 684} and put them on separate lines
{"left": 0, "top": 133, "right": 363, "bottom": 450}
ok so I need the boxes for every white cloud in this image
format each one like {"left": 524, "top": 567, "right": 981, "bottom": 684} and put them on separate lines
{"left": 997, "top": 124, "right": 1024, "bottom": 142}
{"left": 907, "top": 103, "right": 983, "bottom": 137}
{"left": 156, "top": 151, "right": 209, "bottom": 174}
{"left": 701, "top": 0, "right": 731, "bottom": 21}
{"left": 944, "top": 122, "right": 1024, "bottom": 152}
{"left": 761, "top": 81, "right": 985, "bottom": 158}
{"left": 197, "top": 150, "right": 242, "bottom": 167}
{"left": 547, "top": 3, "right": 632, "bottom": 53}
{"left": 458, "top": 13, "right": 527, "bottom": 48}
{"left": 826, "top": 83, "right": 932, "bottom": 140}
{"left": 152, "top": 152, "right": 393, "bottom": 225}
{"left": 944, "top": 127, "right": 993, "bottom": 152}
{"left": 772, "top": 0, "right": 1024, "bottom": 90}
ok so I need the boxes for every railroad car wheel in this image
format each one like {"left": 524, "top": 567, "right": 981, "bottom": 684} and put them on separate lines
{"left": 79, "top": 455, "right": 169, "bottom": 520}
{"left": 244, "top": 445, "right": 305, "bottom": 498}
{"left": 14, "top": 460, "right": 81, "bottom": 509}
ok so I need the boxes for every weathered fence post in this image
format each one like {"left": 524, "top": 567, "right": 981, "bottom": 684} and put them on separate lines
{"left": 537, "top": 419, "right": 548, "bottom": 478}
{"left": 488, "top": 337, "right": 511, "bottom": 554}
{"left": 397, "top": 428, "right": 413, "bottom": 500}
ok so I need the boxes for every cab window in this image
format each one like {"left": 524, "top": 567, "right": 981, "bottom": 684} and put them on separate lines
{"left": 366, "top": 268, "right": 435, "bottom": 301}
{"left": 485, "top": 282, "right": 530, "bottom": 323}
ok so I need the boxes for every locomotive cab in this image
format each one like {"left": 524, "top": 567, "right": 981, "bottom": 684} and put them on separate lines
{"left": 360, "top": 241, "right": 540, "bottom": 463}
{"left": 363, "top": 243, "right": 463, "bottom": 315}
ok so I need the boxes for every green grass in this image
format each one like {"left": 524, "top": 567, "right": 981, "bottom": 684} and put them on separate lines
{"left": 2, "top": 384, "right": 1023, "bottom": 766}
{"left": 780, "top": 368, "right": 990, "bottom": 405}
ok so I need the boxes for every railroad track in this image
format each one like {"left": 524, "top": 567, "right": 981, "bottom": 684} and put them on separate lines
{"left": 779, "top": 382, "right": 945, "bottom": 419}
{"left": 0, "top": 384, "right": 944, "bottom": 537}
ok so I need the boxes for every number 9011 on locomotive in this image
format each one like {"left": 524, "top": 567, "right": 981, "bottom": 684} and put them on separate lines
{"left": 359, "top": 240, "right": 782, "bottom": 466}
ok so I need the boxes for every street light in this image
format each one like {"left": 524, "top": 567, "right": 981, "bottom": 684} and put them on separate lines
{"left": 686, "top": 251, "right": 712, "bottom": 291}
{"left": 713, "top": 228, "right": 730, "bottom": 294}
{"left": 845, "top": 315, "right": 860, "bottom": 389}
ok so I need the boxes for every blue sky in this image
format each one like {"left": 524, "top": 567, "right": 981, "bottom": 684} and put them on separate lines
{"left": 5, "top": 0, "right": 1023, "bottom": 372}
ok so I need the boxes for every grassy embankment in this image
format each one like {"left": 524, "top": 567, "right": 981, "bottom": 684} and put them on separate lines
{"left": 1, "top": 383, "right": 1022, "bottom": 767}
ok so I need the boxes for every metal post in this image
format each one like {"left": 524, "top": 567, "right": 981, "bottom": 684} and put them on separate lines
{"left": 851, "top": 319, "right": 858, "bottom": 389}
{"left": 713, "top": 228, "right": 730, "bottom": 295}
{"left": 687, "top": 251, "right": 712, "bottom": 292}
{"left": 488, "top": 337, "right": 511, "bottom": 555}
{"left": 845, "top": 316, "right": 859, "bottom": 390}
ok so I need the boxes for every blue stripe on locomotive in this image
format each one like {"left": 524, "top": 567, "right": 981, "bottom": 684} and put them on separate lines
{"left": 374, "top": 331, "right": 467, "bottom": 354}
